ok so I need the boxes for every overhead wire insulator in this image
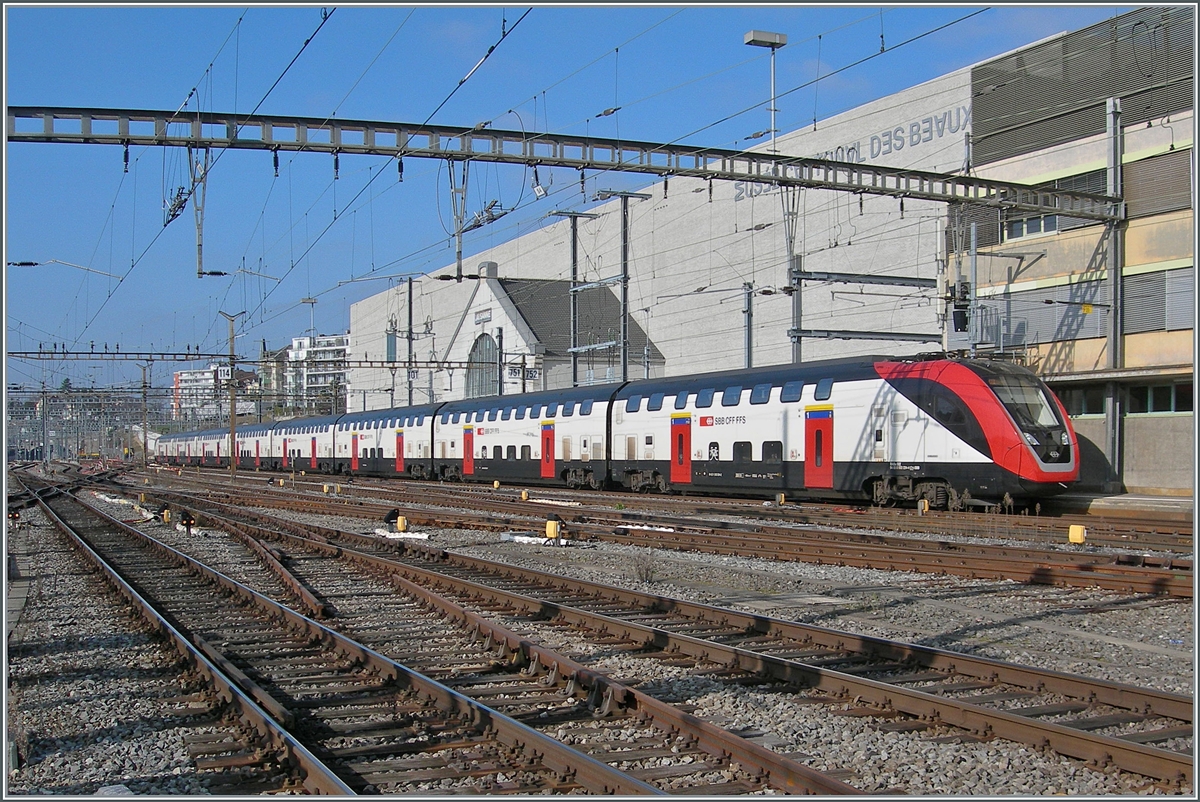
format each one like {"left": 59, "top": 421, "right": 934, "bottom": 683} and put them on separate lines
{"left": 333, "top": 151, "right": 340, "bottom": 180}
{"left": 273, "top": 148, "right": 279, "bottom": 177}
{"left": 123, "top": 142, "right": 129, "bottom": 174}
{"left": 397, "top": 157, "right": 404, "bottom": 182}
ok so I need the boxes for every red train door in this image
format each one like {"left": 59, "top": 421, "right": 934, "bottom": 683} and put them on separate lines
{"left": 255, "top": 440, "right": 260, "bottom": 468}
{"left": 463, "top": 426, "right": 475, "bottom": 475}
{"left": 215, "top": 442, "right": 220, "bottom": 465}
{"left": 670, "top": 413, "right": 692, "bottom": 484}
{"left": 804, "top": 406, "right": 834, "bottom": 489}
{"left": 282, "top": 438, "right": 289, "bottom": 469}
{"left": 310, "top": 437, "right": 318, "bottom": 469}
{"left": 395, "top": 431, "right": 405, "bottom": 474}
{"left": 540, "top": 422, "right": 555, "bottom": 478}
{"left": 351, "top": 433, "right": 359, "bottom": 472}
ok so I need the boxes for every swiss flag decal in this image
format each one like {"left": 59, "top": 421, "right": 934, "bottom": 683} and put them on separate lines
{"left": 700, "top": 416, "right": 714, "bottom": 427}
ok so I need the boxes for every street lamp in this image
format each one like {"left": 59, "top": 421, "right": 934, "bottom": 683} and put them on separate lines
{"left": 744, "top": 30, "right": 788, "bottom": 155}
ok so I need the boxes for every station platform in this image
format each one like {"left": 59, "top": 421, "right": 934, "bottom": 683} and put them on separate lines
{"left": 1041, "top": 492, "right": 1193, "bottom": 523}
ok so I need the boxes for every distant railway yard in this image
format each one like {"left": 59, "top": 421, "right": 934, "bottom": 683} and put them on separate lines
{"left": 6, "top": 462, "right": 1194, "bottom": 795}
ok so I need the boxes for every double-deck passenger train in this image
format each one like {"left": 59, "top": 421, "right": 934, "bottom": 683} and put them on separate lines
{"left": 157, "top": 355, "right": 1079, "bottom": 509}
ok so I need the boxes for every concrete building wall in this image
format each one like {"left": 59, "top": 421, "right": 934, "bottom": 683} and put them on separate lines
{"left": 348, "top": 69, "right": 973, "bottom": 402}
{"left": 1122, "top": 414, "right": 1195, "bottom": 495}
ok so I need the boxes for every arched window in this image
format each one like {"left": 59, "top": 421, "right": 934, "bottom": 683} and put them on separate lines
{"left": 466, "top": 334, "right": 499, "bottom": 398}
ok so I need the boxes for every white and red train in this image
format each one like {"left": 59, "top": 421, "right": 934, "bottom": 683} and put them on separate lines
{"left": 157, "top": 355, "right": 1079, "bottom": 509}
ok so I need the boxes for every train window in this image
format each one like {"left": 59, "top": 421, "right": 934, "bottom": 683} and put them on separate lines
{"left": 488, "top": 409, "right": 499, "bottom": 422}
{"left": 416, "top": 416, "right": 424, "bottom": 426}
{"left": 707, "top": 442, "right": 720, "bottom": 461}
{"left": 493, "top": 445, "right": 503, "bottom": 460}
{"left": 626, "top": 395, "right": 642, "bottom": 413}
{"left": 516, "top": 406, "right": 527, "bottom": 420}
{"left": 563, "top": 401, "right": 575, "bottom": 417}
{"left": 814, "top": 378, "right": 833, "bottom": 401}
{"left": 721, "top": 386, "right": 742, "bottom": 407}
{"left": 732, "top": 441, "right": 753, "bottom": 463}
{"left": 580, "top": 399, "right": 593, "bottom": 415}
{"left": 645, "top": 435, "right": 654, "bottom": 446}
{"left": 546, "top": 403, "right": 558, "bottom": 417}
{"left": 696, "top": 388, "right": 715, "bottom": 408}
{"left": 780, "top": 381, "right": 804, "bottom": 403}
{"left": 441, "top": 414, "right": 450, "bottom": 425}
{"left": 452, "top": 412, "right": 462, "bottom": 424}
{"left": 814, "top": 430, "right": 824, "bottom": 466}
{"left": 762, "top": 441, "right": 783, "bottom": 464}
{"left": 530, "top": 404, "right": 543, "bottom": 418}
{"left": 674, "top": 392, "right": 690, "bottom": 410}
{"left": 750, "top": 384, "right": 772, "bottom": 404}
{"left": 502, "top": 408, "right": 512, "bottom": 420}
{"left": 521, "top": 445, "right": 532, "bottom": 460}
{"left": 648, "top": 393, "right": 664, "bottom": 411}
{"left": 507, "top": 445, "right": 517, "bottom": 460}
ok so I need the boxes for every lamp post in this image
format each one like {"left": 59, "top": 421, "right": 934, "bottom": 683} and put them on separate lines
{"left": 744, "top": 30, "right": 788, "bottom": 155}
{"left": 218, "top": 310, "right": 244, "bottom": 476}
{"left": 594, "top": 190, "right": 652, "bottom": 381}
{"left": 548, "top": 210, "right": 600, "bottom": 386}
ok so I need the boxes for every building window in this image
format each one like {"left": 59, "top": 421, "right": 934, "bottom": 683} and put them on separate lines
{"left": 465, "top": 334, "right": 499, "bottom": 398}
{"left": 1059, "top": 385, "right": 1106, "bottom": 416}
{"left": 1127, "top": 382, "right": 1193, "bottom": 414}
{"left": 1004, "top": 214, "right": 1058, "bottom": 241}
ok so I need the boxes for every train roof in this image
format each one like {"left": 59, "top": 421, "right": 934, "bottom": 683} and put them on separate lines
{"left": 613, "top": 355, "right": 893, "bottom": 398}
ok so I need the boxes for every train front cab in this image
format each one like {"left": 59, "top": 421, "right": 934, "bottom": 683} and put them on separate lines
{"left": 874, "top": 359, "right": 1078, "bottom": 505}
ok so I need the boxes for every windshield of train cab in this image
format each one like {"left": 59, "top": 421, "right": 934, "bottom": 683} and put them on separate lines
{"left": 979, "top": 368, "right": 1062, "bottom": 431}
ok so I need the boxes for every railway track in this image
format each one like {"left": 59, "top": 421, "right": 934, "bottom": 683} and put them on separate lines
{"left": 128, "top": 471, "right": 1193, "bottom": 597}
{"left": 136, "top": 466, "right": 1193, "bottom": 551}
{"left": 119, "top": 485, "right": 1193, "bottom": 790}
{"left": 22, "top": 477, "right": 857, "bottom": 795}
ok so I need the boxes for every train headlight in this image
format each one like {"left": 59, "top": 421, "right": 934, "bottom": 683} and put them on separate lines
{"left": 1023, "top": 432, "right": 1041, "bottom": 447}
{"left": 1060, "top": 431, "right": 1070, "bottom": 446}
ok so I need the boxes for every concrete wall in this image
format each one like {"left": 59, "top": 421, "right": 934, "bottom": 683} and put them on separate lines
{"left": 1123, "top": 414, "right": 1195, "bottom": 495}
{"left": 347, "top": 69, "right": 974, "bottom": 404}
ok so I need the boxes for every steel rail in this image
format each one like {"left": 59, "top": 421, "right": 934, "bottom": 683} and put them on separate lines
{"left": 24, "top": 483, "right": 355, "bottom": 795}
{"left": 40, "top": 487, "right": 669, "bottom": 796}
{"left": 145, "top": 489, "right": 1192, "bottom": 787}
{"left": 196, "top": 507, "right": 863, "bottom": 795}
{"left": 138, "top": 477, "right": 1192, "bottom": 597}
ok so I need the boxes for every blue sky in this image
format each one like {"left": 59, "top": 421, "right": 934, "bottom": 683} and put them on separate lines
{"left": 4, "top": 3, "right": 1132, "bottom": 392}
